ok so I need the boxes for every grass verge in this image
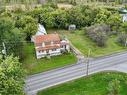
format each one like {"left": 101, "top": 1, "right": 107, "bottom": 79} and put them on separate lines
{"left": 38, "top": 72, "right": 127, "bottom": 95}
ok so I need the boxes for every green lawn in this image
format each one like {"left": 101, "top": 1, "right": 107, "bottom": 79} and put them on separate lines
{"left": 38, "top": 72, "right": 127, "bottom": 95}
{"left": 48, "top": 29, "right": 127, "bottom": 57}
{"left": 22, "top": 43, "right": 77, "bottom": 75}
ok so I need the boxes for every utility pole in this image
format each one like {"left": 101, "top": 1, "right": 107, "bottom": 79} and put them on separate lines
{"left": 86, "top": 49, "right": 91, "bottom": 76}
{"left": 2, "top": 42, "right": 7, "bottom": 57}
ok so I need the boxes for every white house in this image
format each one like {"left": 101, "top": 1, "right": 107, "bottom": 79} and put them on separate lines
{"left": 34, "top": 34, "right": 70, "bottom": 59}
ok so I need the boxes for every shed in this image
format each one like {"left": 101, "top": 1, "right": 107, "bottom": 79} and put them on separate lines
{"left": 68, "top": 24, "right": 76, "bottom": 30}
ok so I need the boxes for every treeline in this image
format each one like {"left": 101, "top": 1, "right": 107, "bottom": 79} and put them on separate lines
{"left": 0, "top": 0, "right": 45, "bottom": 4}
{"left": 1, "top": 0, "right": 127, "bottom": 5}
{"left": 54, "top": 0, "right": 127, "bottom": 4}
{"left": 26, "top": 4, "right": 119, "bottom": 29}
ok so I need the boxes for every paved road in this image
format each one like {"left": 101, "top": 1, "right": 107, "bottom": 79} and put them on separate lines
{"left": 25, "top": 52, "right": 127, "bottom": 95}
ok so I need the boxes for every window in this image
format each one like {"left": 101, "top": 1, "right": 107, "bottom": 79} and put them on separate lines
{"left": 52, "top": 49, "right": 56, "bottom": 51}
{"left": 46, "top": 50, "right": 49, "bottom": 53}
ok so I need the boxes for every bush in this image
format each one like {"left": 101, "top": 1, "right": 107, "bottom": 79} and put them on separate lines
{"left": 86, "top": 24, "right": 110, "bottom": 47}
{"left": 117, "top": 33, "right": 127, "bottom": 46}
{"left": 107, "top": 79, "right": 120, "bottom": 95}
{"left": 96, "top": 32, "right": 107, "bottom": 47}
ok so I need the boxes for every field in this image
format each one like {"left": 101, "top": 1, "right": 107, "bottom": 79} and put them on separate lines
{"left": 48, "top": 29, "right": 127, "bottom": 57}
{"left": 22, "top": 43, "right": 77, "bottom": 75}
{"left": 38, "top": 72, "right": 127, "bottom": 95}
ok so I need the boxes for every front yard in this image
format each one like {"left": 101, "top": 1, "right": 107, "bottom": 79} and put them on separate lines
{"left": 48, "top": 29, "right": 127, "bottom": 57}
{"left": 22, "top": 43, "right": 77, "bottom": 75}
{"left": 38, "top": 72, "right": 127, "bottom": 95}
{"left": 22, "top": 29, "right": 127, "bottom": 75}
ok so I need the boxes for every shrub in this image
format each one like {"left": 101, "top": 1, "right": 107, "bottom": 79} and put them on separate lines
{"left": 117, "top": 33, "right": 127, "bottom": 46}
{"left": 96, "top": 32, "right": 107, "bottom": 47}
{"left": 107, "top": 79, "right": 120, "bottom": 95}
{"left": 86, "top": 24, "right": 110, "bottom": 47}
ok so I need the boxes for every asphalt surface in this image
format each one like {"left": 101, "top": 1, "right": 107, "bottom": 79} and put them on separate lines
{"left": 25, "top": 52, "right": 127, "bottom": 95}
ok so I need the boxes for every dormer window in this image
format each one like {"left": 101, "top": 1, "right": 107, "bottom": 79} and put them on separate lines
{"left": 42, "top": 42, "right": 45, "bottom": 47}
{"left": 51, "top": 41, "right": 54, "bottom": 46}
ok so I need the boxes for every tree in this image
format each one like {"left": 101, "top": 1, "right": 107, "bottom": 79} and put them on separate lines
{"left": 67, "top": 6, "right": 88, "bottom": 28}
{"left": 107, "top": 79, "right": 120, "bottom": 95}
{"left": 0, "top": 17, "right": 24, "bottom": 58}
{"left": 80, "top": 5, "right": 97, "bottom": 26}
{"left": 15, "top": 16, "right": 38, "bottom": 41}
{"left": 86, "top": 24, "right": 109, "bottom": 47}
{"left": 96, "top": 31, "right": 107, "bottom": 47}
{"left": 0, "top": 55, "right": 25, "bottom": 95}
{"left": 117, "top": 33, "right": 127, "bottom": 46}
{"left": 93, "top": 8, "right": 111, "bottom": 24}
{"left": 51, "top": 9, "right": 68, "bottom": 29}
{"left": 39, "top": 11, "right": 55, "bottom": 28}
{"left": 107, "top": 13, "right": 122, "bottom": 32}
{"left": 120, "top": 22, "right": 127, "bottom": 33}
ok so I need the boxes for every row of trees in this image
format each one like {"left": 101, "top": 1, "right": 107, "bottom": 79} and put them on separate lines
{"left": 53, "top": 0, "right": 127, "bottom": 5}
{"left": 27, "top": 4, "right": 114, "bottom": 29}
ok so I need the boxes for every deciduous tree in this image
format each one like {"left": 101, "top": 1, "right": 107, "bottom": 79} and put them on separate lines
{"left": 0, "top": 55, "right": 25, "bottom": 95}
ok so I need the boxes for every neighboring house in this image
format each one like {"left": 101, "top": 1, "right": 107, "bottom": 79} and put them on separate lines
{"left": 36, "top": 24, "right": 47, "bottom": 36}
{"left": 119, "top": 8, "right": 127, "bottom": 22}
{"left": 34, "top": 34, "right": 70, "bottom": 59}
{"left": 122, "top": 14, "right": 127, "bottom": 22}
{"left": 31, "top": 24, "right": 47, "bottom": 42}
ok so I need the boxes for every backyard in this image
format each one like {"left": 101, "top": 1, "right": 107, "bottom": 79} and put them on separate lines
{"left": 48, "top": 29, "right": 127, "bottom": 57}
{"left": 38, "top": 72, "right": 127, "bottom": 95}
{"left": 22, "top": 43, "right": 77, "bottom": 75}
